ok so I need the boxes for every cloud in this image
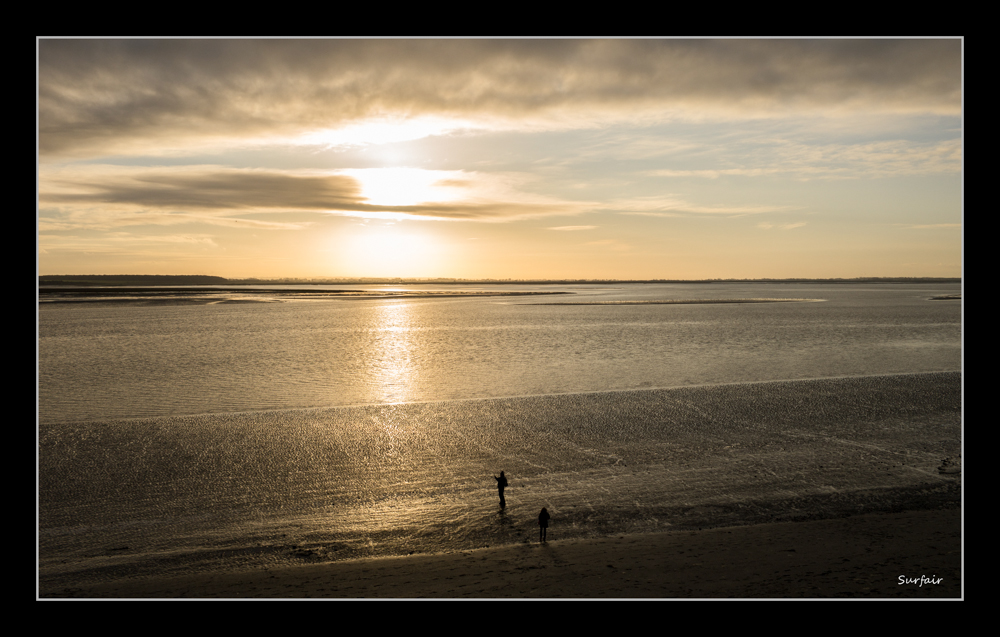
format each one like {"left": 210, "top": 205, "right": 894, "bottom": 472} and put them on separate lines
{"left": 42, "top": 166, "right": 364, "bottom": 211}
{"left": 645, "top": 138, "right": 961, "bottom": 180}
{"left": 612, "top": 195, "right": 796, "bottom": 216}
{"left": 39, "top": 39, "right": 961, "bottom": 157}
{"left": 39, "top": 165, "right": 593, "bottom": 224}
{"left": 39, "top": 211, "right": 310, "bottom": 231}
{"left": 619, "top": 212, "right": 685, "bottom": 218}
{"left": 38, "top": 232, "right": 219, "bottom": 254}
{"left": 548, "top": 225, "right": 597, "bottom": 231}
{"left": 757, "top": 222, "right": 807, "bottom": 230}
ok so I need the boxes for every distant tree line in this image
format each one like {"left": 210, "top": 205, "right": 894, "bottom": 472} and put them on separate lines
{"left": 39, "top": 275, "right": 230, "bottom": 286}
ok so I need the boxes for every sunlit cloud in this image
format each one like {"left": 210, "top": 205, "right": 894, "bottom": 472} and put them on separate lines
{"left": 548, "top": 226, "right": 597, "bottom": 231}
{"left": 109, "top": 232, "right": 219, "bottom": 245}
{"left": 39, "top": 232, "right": 219, "bottom": 252}
{"left": 295, "top": 116, "right": 474, "bottom": 149}
{"left": 39, "top": 210, "right": 310, "bottom": 231}
{"left": 613, "top": 195, "right": 797, "bottom": 216}
{"left": 584, "top": 239, "right": 632, "bottom": 251}
{"left": 618, "top": 212, "right": 685, "bottom": 218}
{"left": 39, "top": 164, "right": 595, "bottom": 225}
{"left": 115, "top": 214, "right": 311, "bottom": 230}
{"left": 39, "top": 39, "right": 961, "bottom": 158}
{"left": 40, "top": 164, "right": 362, "bottom": 212}
{"left": 757, "top": 222, "right": 807, "bottom": 230}
{"left": 644, "top": 138, "right": 961, "bottom": 180}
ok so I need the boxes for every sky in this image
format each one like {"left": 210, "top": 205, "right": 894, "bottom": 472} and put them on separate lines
{"left": 37, "top": 38, "right": 962, "bottom": 280}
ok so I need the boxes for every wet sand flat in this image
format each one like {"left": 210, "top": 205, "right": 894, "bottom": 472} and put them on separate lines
{"left": 39, "top": 372, "right": 962, "bottom": 598}
{"left": 60, "top": 507, "right": 960, "bottom": 598}
{"left": 38, "top": 287, "right": 570, "bottom": 305}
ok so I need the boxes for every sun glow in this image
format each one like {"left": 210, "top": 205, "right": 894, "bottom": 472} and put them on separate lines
{"left": 343, "top": 167, "right": 470, "bottom": 208}
{"left": 337, "top": 223, "right": 448, "bottom": 278}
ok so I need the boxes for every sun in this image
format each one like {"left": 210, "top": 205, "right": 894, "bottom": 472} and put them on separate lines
{"left": 340, "top": 167, "right": 468, "bottom": 209}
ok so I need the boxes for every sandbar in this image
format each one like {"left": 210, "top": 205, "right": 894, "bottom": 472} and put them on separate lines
{"left": 37, "top": 288, "right": 571, "bottom": 306}
{"left": 530, "top": 298, "right": 823, "bottom": 305}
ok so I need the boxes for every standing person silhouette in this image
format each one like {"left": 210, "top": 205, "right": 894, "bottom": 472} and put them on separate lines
{"left": 538, "top": 507, "right": 550, "bottom": 542}
{"left": 494, "top": 471, "right": 508, "bottom": 509}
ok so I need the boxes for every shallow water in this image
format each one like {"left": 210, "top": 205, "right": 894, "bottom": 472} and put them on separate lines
{"left": 38, "top": 283, "right": 961, "bottom": 423}
{"left": 37, "top": 283, "right": 962, "bottom": 593}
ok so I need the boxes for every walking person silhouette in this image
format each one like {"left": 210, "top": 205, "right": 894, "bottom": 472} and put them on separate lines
{"left": 494, "top": 471, "right": 508, "bottom": 509}
{"left": 538, "top": 507, "right": 550, "bottom": 542}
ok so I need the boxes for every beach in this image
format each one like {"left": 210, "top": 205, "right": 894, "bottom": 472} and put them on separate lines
{"left": 53, "top": 507, "right": 960, "bottom": 598}
{"left": 40, "top": 372, "right": 962, "bottom": 599}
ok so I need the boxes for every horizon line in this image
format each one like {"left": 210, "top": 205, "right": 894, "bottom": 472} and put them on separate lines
{"left": 38, "top": 274, "right": 963, "bottom": 284}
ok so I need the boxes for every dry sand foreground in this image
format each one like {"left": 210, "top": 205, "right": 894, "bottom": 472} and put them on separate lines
{"left": 55, "top": 507, "right": 960, "bottom": 599}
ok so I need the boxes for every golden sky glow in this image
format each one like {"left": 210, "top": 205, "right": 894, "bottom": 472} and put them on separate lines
{"left": 38, "top": 38, "right": 962, "bottom": 279}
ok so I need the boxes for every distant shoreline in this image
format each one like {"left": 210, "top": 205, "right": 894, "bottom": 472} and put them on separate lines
{"left": 38, "top": 275, "right": 962, "bottom": 287}
{"left": 37, "top": 281, "right": 961, "bottom": 306}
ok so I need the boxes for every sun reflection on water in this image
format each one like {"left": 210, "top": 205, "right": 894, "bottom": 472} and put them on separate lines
{"left": 368, "top": 301, "right": 417, "bottom": 404}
